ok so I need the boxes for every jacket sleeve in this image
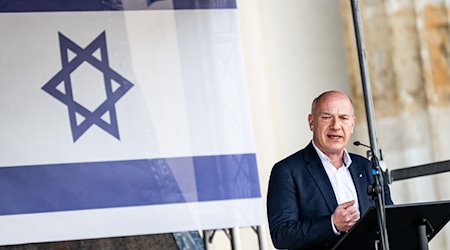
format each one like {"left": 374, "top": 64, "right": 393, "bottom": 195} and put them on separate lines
{"left": 267, "top": 162, "right": 339, "bottom": 249}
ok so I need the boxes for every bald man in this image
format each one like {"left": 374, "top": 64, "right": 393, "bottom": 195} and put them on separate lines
{"left": 267, "top": 90, "right": 393, "bottom": 250}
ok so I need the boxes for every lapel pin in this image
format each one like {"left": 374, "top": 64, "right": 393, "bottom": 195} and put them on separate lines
{"left": 359, "top": 174, "right": 363, "bottom": 178}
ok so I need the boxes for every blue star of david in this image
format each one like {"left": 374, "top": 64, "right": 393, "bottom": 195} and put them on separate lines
{"left": 42, "top": 31, "right": 134, "bottom": 142}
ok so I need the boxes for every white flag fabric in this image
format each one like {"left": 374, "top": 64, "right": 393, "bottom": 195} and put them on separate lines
{"left": 0, "top": 0, "right": 262, "bottom": 245}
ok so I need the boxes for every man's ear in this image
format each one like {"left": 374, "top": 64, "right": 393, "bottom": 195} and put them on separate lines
{"left": 308, "top": 114, "right": 314, "bottom": 131}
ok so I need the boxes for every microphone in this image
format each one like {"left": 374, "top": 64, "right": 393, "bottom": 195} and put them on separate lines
{"left": 353, "top": 141, "right": 371, "bottom": 149}
{"left": 353, "top": 141, "right": 385, "bottom": 168}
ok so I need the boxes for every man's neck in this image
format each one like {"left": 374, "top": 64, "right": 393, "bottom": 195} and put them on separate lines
{"left": 327, "top": 153, "right": 344, "bottom": 169}
{"left": 311, "top": 141, "right": 346, "bottom": 169}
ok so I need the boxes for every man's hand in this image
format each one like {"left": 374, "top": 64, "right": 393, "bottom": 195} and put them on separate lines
{"left": 332, "top": 200, "right": 360, "bottom": 233}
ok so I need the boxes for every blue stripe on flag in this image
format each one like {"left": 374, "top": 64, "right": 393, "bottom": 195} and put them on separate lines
{"left": 0, "top": 154, "right": 260, "bottom": 215}
{"left": 173, "top": 0, "right": 236, "bottom": 9}
{"left": 0, "top": 0, "right": 237, "bottom": 12}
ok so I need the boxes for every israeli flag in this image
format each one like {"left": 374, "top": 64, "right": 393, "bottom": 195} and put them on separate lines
{"left": 0, "top": 0, "right": 262, "bottom": 245}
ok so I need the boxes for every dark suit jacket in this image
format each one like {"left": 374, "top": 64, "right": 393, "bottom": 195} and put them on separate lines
{"left": 267, "top": 142, "right": 393, "bottom": 250}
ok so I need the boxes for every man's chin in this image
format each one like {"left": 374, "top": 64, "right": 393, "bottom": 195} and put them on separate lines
{"left": 324, "top": 144, "right": 345, "bottom": 154}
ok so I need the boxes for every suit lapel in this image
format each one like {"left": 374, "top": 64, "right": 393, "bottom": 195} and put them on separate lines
{"left": 349, "top": 159, "right": 372, "bottom": 213}
{"left": 304, "top": 143, "right": 338, "bottom": 212}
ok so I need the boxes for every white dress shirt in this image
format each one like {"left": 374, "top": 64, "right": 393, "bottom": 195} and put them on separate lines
{"left": 312, "top": 141, "right": 359, "bottom": 234}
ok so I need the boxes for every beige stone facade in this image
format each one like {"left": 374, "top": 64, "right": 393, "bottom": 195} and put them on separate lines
{"left": 341, "top": 1, "right": 450, "bottom": 249}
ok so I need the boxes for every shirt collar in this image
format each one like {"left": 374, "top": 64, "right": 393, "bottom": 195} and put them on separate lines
{"left": 311, "top": 140, "right": 352, "bottom": 168}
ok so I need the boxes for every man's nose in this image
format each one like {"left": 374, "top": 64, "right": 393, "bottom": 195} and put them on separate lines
{"left": 330, "top": 118, "right": 341, "bottom": 129}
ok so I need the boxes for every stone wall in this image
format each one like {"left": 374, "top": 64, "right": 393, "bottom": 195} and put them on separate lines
{"left": 340, "top": 1, "right": 450, "bottom": 249}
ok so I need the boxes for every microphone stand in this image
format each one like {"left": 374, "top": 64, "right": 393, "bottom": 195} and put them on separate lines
{"left": 354, "top": 142, "right": 389, "bottom": 250}
{"left": 367, "top": 151, "right": 389, "bottom": 250}
{"left": 350, "top": 1, "right": 390, "bottom": 249}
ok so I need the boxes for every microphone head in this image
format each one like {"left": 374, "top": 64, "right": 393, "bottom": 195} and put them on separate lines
{"left": 353, "top": 141, "right": 361, "bottom": 146}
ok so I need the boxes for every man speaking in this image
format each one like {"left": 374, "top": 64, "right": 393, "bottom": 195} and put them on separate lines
{"left": 267, "top": 90, "right": 393, "bottom": 250}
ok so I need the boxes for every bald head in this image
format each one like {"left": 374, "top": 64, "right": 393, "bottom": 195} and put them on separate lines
{"left": 311, "top": 90, "right": 354, "bottom": 116}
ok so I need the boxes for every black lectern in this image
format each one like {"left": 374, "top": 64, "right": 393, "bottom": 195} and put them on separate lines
{"left": 333, "top": 200, "right": 450, "bottom": 250}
